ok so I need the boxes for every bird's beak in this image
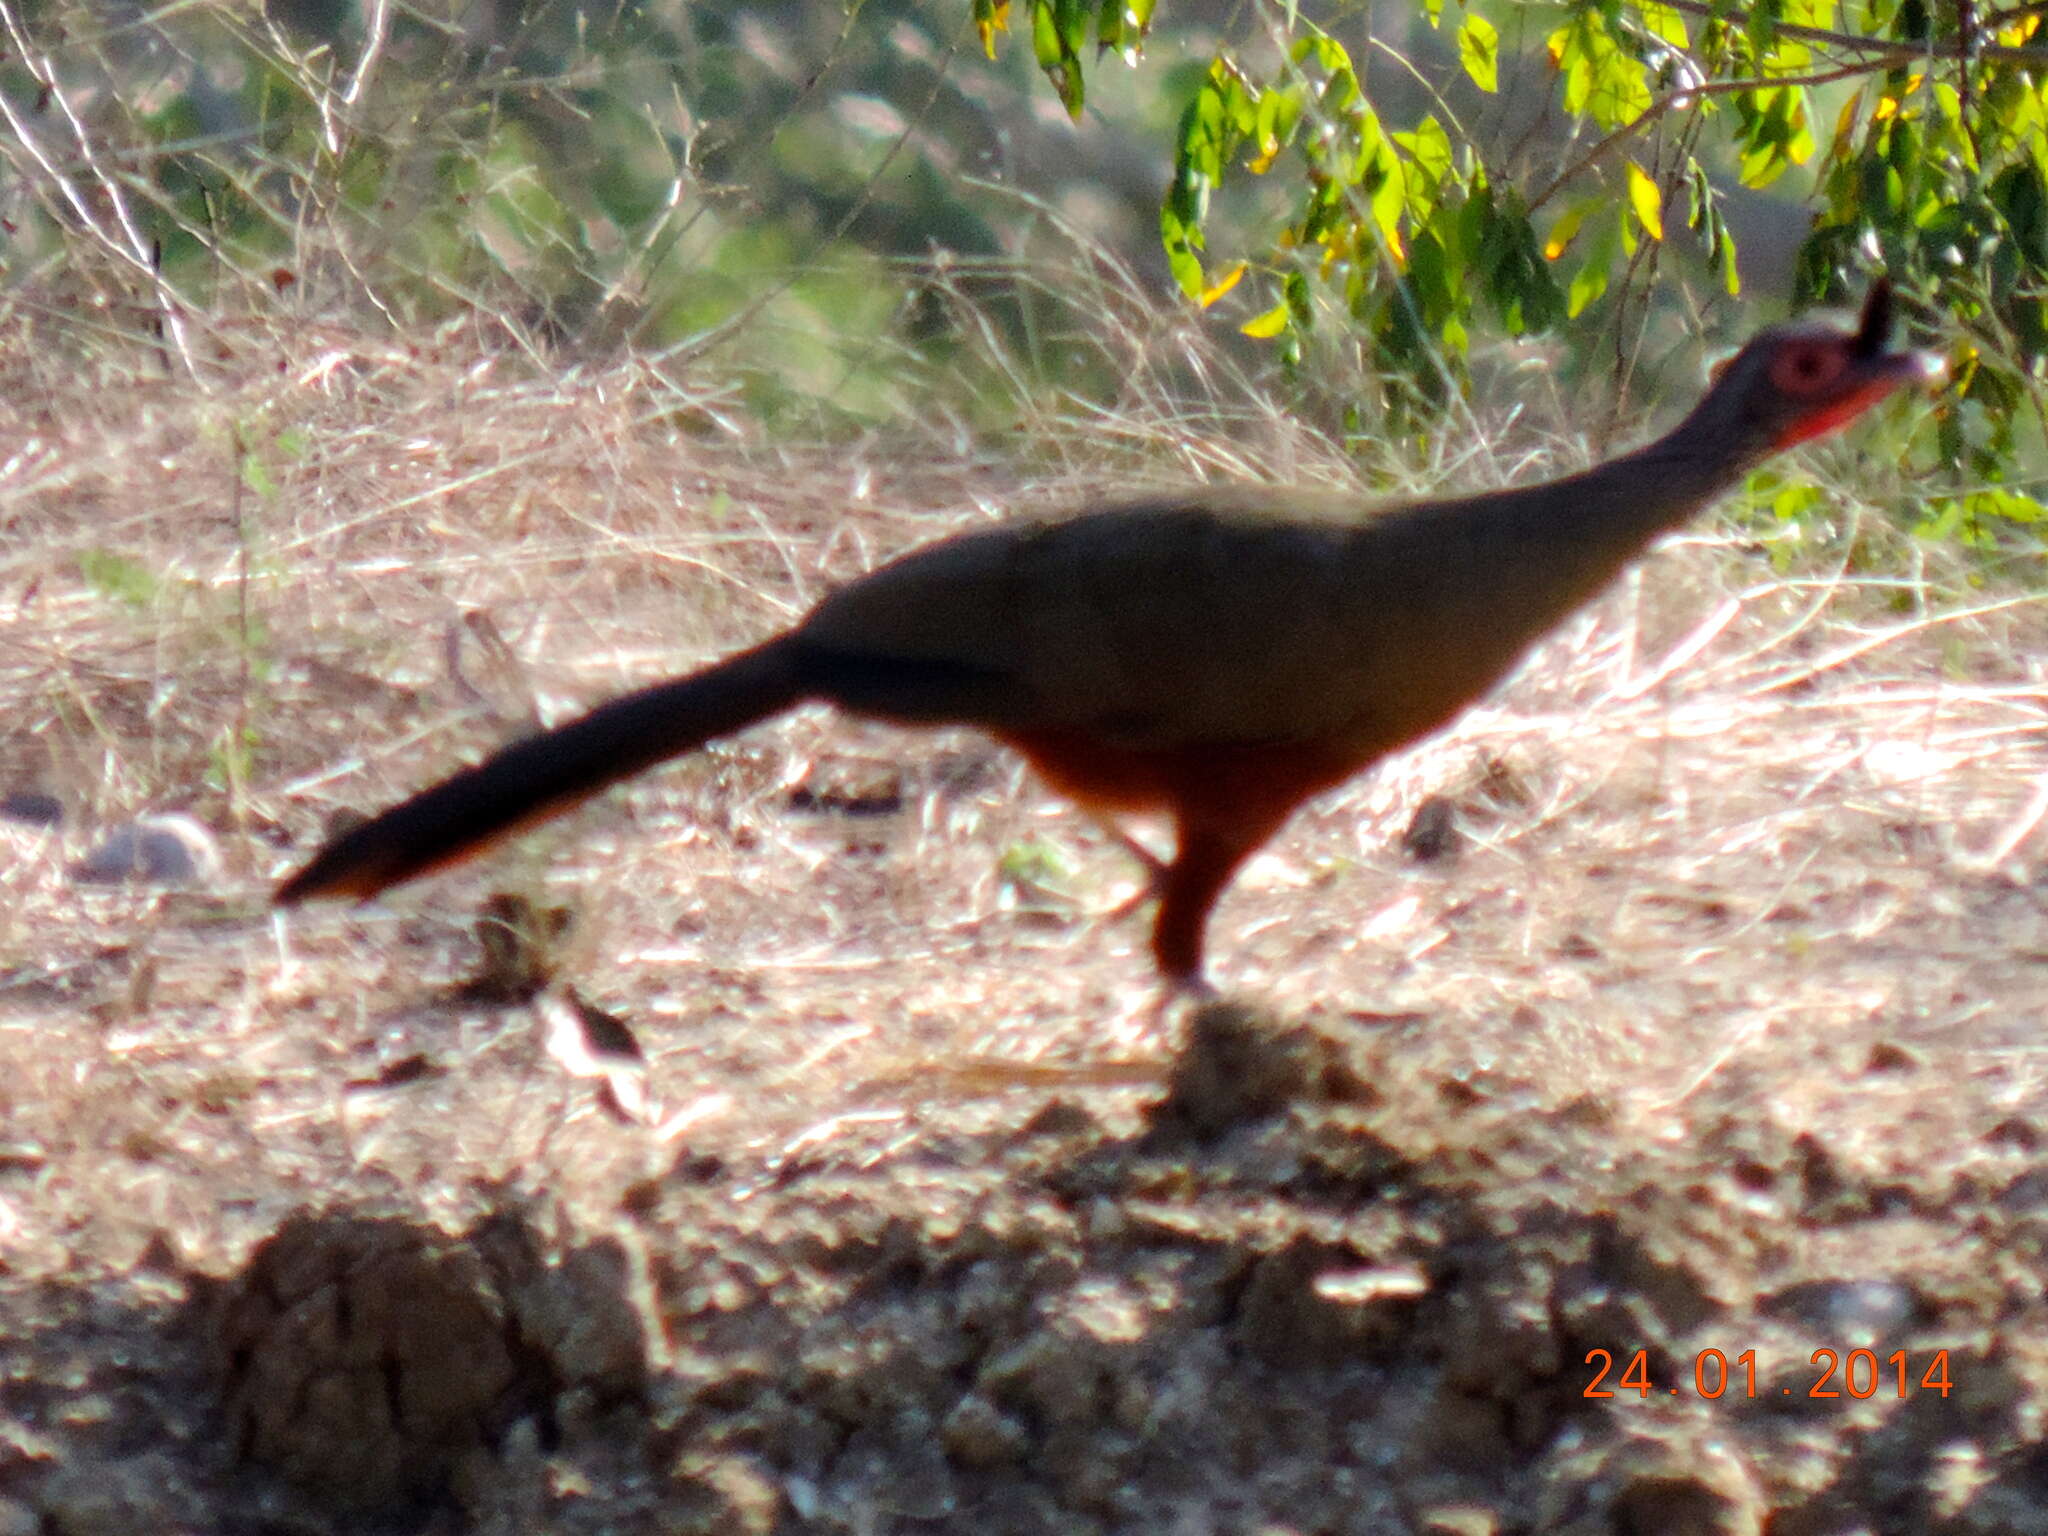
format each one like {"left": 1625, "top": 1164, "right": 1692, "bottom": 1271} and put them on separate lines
{"left": 1843, "top": 338, "right": 1948, "bottom": 419}
{"left": 1876, "top": 348, "right": 1948, "bottom": 388}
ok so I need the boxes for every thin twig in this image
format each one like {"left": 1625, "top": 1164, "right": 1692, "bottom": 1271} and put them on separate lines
{"left": 0, "top": 2, "right": 202, "bottom": 375}
{"left": 1661, "top": 0, "right": 2047, "bottom": 62}
{"left": 1530, "top": 64, "right": 1879, "bottom": 214}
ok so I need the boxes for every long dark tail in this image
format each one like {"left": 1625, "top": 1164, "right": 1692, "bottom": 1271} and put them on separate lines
{"left": 275, "top": 635, "right": 810, "bottom": 904}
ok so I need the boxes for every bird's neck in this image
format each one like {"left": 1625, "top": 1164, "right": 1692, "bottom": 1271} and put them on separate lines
{"left": 1546, "top": 413, "right": 1759, "bottom": 552}
{"left": 1370, "top": 411, "right": 1763, "bottom": 653}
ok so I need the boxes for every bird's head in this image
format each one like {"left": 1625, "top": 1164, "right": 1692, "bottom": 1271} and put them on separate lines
{"left": 1682, "top": 280, "right": 1945, "bottom": 471}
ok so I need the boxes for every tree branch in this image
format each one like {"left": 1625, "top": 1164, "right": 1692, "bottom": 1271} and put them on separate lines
{"left": 1529, "top": 63, "right": 1875, "bottom": 215}
{"left": 1660, "top": 0, "right": 2047, "bottom": 63}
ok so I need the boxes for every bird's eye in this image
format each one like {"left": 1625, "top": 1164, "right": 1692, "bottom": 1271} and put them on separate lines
{"left": 1769, "top": 343, "right": 1845, "bottom": 393}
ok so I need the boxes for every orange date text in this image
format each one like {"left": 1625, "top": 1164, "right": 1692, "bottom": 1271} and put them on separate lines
{"left": 1583, "top": 1347, "right": 1952, "bottom": 1401}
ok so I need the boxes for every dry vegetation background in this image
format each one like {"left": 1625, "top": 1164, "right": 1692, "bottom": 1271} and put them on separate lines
{"left": 3, "top": 301, "right": 2048, "bottom": 1535}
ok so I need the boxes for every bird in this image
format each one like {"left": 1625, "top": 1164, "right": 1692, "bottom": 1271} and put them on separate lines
{"left": 276, "top": 281, "right": 1942, "bottom": 988}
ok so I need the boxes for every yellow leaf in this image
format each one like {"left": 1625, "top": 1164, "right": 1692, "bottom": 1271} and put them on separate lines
{"left": 1874, "top": 70, "right": 1926, "bottom": 116}
{"left": 1832, "top": 89, "right": 1863, "bottom": 155}
{"left": 1544, "top": 200, "right": 1593, "bottom": 260}
{"left": 1626, "top": 161, "right": 1664, "bottom": 242}
{"left": 1241, "top": 303, "right": 1290, "bottom": 339}
{"left": 975, "top": 1, "right": 1010, "bottom": 59}
{"left": 1198, "top": 262, "right": 1247, "bottom": 307}
{"left": 1637, "top": 2, "right": 1688, "bottom": 47}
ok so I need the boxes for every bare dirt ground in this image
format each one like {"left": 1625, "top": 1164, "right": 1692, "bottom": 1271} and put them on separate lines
{"left": 3, "top": 333, "right": 2047, "bottom": 1534}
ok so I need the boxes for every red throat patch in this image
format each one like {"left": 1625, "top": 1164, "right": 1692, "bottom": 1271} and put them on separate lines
{"left": 1774, "top": 380, "right": 1901, "bottom": 449}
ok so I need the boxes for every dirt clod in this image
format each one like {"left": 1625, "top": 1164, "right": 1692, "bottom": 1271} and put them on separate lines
{"left": 940, "top": 1391, "right": 1031, "bottom": 1467}
{"left": 206, "top": 1207, "right": 647, "bottom": 1514}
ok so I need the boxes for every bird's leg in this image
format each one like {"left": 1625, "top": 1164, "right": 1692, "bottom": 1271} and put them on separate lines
{"left": 1149, "top": 821, "right": 1264, "bottom": 990}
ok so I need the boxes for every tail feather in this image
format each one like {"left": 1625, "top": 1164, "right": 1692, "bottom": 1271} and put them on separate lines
{"left": 276, "top": 635, "right": 810, "bottom": 904}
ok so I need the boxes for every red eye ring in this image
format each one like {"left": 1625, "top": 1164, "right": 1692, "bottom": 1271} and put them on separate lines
{"left": 1770, "top": 343, "right": 1845, "bottom": 394}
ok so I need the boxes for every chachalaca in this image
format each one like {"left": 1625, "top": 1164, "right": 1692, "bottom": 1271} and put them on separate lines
{"left": 277, "top": 282, "right": 1941, "bottom": 985}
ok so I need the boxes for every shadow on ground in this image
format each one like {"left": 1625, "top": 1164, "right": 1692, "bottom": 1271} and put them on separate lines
{"left": 10, "top": 1000, "right": 2041, "bottom": 1534}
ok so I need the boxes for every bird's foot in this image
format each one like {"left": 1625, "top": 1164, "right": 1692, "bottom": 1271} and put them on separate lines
{"left": 1090, "top": 820, "right": 1170, "bottom": 921}
{"left": 1137, "top": 968, "right": 1216, "bottom": 1032}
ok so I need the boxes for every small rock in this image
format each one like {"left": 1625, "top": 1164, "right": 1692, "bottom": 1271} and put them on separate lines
{"left": 1236, "top": 1237, "right": 1417, "bottom": 1368}
{"left": 940, "top": 1392, "right": 1030, "bottom": 1468}
{"left": 1542, "top": 1433, "right": 1762, "bottom": 1536}
{"left": 1999, "top": 1170, "right": 2048, "bottom": 1211}
{"left": 1759, "top": 1278, "right": 1924, "bottom": 1343}
{"left": 0, "top": 791, "right": 61, "bottom": 827}
{"left": 1014, "top": 1098, "right": 1101, "bottom": 1140}
{"left": 1400, "top": 794, "right": 1461, "bottom": 862}
{"left": 668, "top": 1452, "right": 783, "bottom": 1536}
{"left": 37, "top": 1458, "right": 173, "bottom": 1536}
{"left": 1986, "top": 1116, "right": 2039, "bottom": 1151}
{"left": 70, "top": 815, "right": 221, "bottom": 886}
{"left": 1419, "top": 1505, "right": 1499, "bottom": 1536}
{"left": 1604, "top": 1472, "right": 1757, "bottom": 1536}
{"left": 977, "top": 1332, "right": 1101, "bottom": 1422}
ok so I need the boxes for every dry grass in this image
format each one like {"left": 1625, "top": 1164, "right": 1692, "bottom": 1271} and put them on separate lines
{"left": 1, "top": 309, "right": 2044, "bottom": 1530}
{"left": 5, "top": 307, "right": 2044, "bottom": 1219}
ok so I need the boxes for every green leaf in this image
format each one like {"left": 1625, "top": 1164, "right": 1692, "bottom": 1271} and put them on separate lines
{"left": 1543, "top": 196, "right": 1598, "bottom": 259}
{"left": 1567, "top": 261, "right": 1608, "bottom": 318}
{"left": 1717, "top": 216, "right": 1741, "bottom": 294}
{"left": 1030, "top": 3, "right": 1062, "bottom": 70}
{"left": 1638, "top": 3, "right": 1689, "bottom": 47}
{"left": 1250, "top": 83, "right": 1303, "bottom": 173}
{"left": 1030, "top": 0, "right": 1086, "bottom": 117}
{"left": 1771, "top": 483, "right": 1823, "bottom": 523}
{"left": 1737, "top": 86, "right": 1815, "bottom": 187}
{"left": 1096, "top": 0, "right": 1154, "bottom": 62}
{"left": 79, "top": 549, "right": 158, "bottom": 610}
{"left": 1161, "top": 194, "right": 1205, "bottom": 296}
{"left": 1457, "top": 13, "right": 1499, "bottom": 94}
{"left": 1991, "top": 162, "right": 2048, "bottom": 275}
{"left": 1548, "top": 13, "right": 1650, "bottom": 129}
{"left": 1348, "top": 109, "right": 1408, "bottom": 254}
{"left": 1962, "top": 488, "right": 2048, "bottom": 524}
{"left": 1566, "top": 208, "right": 1623, "bottom": 317}
{"left": 1394, "top": 116, "right": 1455, "bottom": 226}
{"left": 241, "top": 454, "right": 277, "bottom": 497}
